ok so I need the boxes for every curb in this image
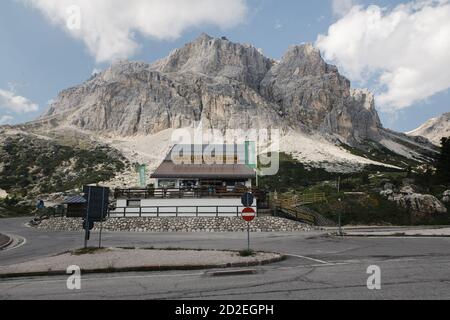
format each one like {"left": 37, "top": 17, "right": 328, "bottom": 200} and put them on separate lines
{"left": 0, "top": 234, "right": 13, "bottom": 251}
{"left": 343, "top": 234, "right": 450, "bottom": 238}
{"left": 0, "top": 255, "right": 286, "bottom": 280}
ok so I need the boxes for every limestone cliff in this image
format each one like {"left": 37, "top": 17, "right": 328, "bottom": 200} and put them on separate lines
{"left": 25, "top": 34, "right": 436, "bottom": 163}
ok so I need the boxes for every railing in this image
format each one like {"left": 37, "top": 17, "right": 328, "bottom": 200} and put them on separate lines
{"left": 109, "top": 205, "right": 257, "bottom": 218}
{"left": 271, "top": 193, "right": 327, "bottom": 225}
{"left": 274, "top": 193, "right": 327, "bottom": 208}
{"left": 114, "top": 188, "right": 265, "bottom": 200}
{"left": 275, "top": 207, "right": 316, "bottom": 225}
{"left": 297, "top": 193, "right": 327, "bottom": 205}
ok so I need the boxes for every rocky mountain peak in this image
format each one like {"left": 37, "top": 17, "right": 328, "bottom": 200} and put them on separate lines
{"left": 285, "top": 43, "right": 322, "bottom": 61}
{"left": 21, "top": 33, "right": 437, "bottom": 164}
{"left": 275, "top": 43, "right": 339, "bottom": 77}
{"left": 351, "top": 89, "right": 376, "bottom": 112}
{"left": 408, "top": 112, "right": 450, "bottom": 145}
{"left": 150, "top": 33, "right": 274, "bottom": 89}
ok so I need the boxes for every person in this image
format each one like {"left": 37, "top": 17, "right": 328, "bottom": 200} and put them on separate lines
{"left": 34, "top": 199, "right": 45, "bottom": 219}
{"left": 37, "top": 199, "right": 45, "bottom": 210}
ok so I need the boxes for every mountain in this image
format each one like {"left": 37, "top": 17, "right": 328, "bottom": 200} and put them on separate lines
{"left": 407, "top": 112, "right": 450, "bottom": 146}
{"left": 0, "top": 127, "right": 127, "bottom": 198}
{"left": 9, "top": 34, "right": 439, "bottom": 175}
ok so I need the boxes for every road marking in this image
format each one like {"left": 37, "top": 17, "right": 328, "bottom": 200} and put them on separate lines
{"left": 284, "top": 254, "right": 332, "bottom": 265}
{"left": 1, "top": 235, "right": 26, "bottom": 252}
{"left": 274, "top": 262, "right": 350, "bottom": 271}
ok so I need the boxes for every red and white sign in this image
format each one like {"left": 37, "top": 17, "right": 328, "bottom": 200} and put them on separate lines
{"left": 241, "top": 207, "right": 256, "bottom": 222}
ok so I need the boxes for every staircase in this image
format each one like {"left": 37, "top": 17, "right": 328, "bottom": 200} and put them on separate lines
{"left": 272, "top": 193, "right": 335, "bottom": 226}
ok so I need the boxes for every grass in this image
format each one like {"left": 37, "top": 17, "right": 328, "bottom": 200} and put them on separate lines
{"left": 238, "top": 249, "right": 255, "bottom": 257}
{"left": 0, "top": 198, "right": 33, "bottom": 218}
{"left": 72, "top": 247, "right": 109, "bottom": 256}
{"left": 341, "top": 141, "right": 422, "bottom": 169}
{"left": 308, "top": 191, "right": 450, "bottom": 226}
{"left": 0, "top": 134, "right": 126, "bottom": 198}
{"left": 111, "top": 246, "right": 262, "bottom": 257}
{"left": 259, "top": 153, "right": 341, "bottom": 193}
{"left": 119, "top": 246, "right": 211, "bottom": 252}
{"left": 258, "top": 151, "right": 450, "bottom": 226}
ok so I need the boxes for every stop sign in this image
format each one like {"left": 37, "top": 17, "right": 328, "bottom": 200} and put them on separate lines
{"left": 241, "top": 207, "right": 256, "bottom": 222}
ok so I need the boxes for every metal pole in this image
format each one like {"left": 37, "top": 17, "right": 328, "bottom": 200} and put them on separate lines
{"left": 338, "top": 211, "right": 342, "bottom": 236}
{"left": 99, "top": 188, "right": 105, "bottom": 248}
{"left": 84, "top": 187, "right": 92, "bottom": 249}
{"left": 99, "top": 220, "right": 103, "bottom": 249}
{"left": 247, "top": 222, "right": 250, "bottom": 252}
{"left": 337, "top": 198, "right": 343, "bottom": 236}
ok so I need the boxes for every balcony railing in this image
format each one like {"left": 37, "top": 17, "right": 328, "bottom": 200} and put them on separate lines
{"left": 114, "top": 187, "right": 265, "bottom": 200}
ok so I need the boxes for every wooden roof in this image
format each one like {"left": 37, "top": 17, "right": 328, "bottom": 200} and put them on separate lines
{"left": 151, "top": 162, "right": 256, "bottom": 179}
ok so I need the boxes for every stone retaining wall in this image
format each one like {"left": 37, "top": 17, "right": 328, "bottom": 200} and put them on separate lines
{"left": 36, "top": 217, "right": 313, "bottom": 233}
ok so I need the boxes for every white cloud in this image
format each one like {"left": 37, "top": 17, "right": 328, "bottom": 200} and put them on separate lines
{"left": 0, "top": 115, "right": 14, "bottom": 125}
{"left": 317, "top": 0, "right": 450, "bottom": 111}
{"left": 21, "top": 0, "right": 248, "bottom": 63}
{"left": 332, "top": 0, "right": 356, "bottom": 17}
{"left": 0, "top": 89, "right": 39, "bottom": 114}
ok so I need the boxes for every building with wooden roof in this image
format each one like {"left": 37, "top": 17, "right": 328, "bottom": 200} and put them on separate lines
{"left": 111, "top": 144, "right": 259, "bottom": 218}
{"left": 150, "top": 144, "right": 256, "bottom": 191}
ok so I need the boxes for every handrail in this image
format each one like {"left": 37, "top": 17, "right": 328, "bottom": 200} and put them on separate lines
{"left": 109, "top": 205, "right": 257, "bottom": 218}
{"left": 275, "top": 193, "right": 327, "bottom": 207}
{"left": 114, "top": 187, "right": 265, "bottom": 200}
{"left": 272, "top": 193, "right": 327, "bottom": 225}
{"left": 276, "top": 207, "right": 316, "bottom": 225}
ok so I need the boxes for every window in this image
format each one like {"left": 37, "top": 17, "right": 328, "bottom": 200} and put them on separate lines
{"left": 158, "top": 180, "right": 177, "bottom": 188}
{"left": 127, "top": 200, "right": 141, "bottom": 208}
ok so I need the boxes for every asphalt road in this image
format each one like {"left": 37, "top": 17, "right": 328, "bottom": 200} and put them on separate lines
{"left": 0, "top": 233, "right": 10, "bottom": 249}
{"left": 1, "top": 218, "right": 450, "bottom": 300}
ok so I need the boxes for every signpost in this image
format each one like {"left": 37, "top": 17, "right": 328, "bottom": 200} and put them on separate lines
{"left": 241, "top": 192, "right": 256, "bottom": 251}
{"left": 241, "top": 207, "right": 256, "bottom": 252}
{"left": 82, "top": 186, "right": 110, "bottom": 248}
{"left": 83, "top": 219, "right": 94, "bottom": 231}
{"left": 242, "top": 207, "right": 256, "bottom": 222}
{"left": 241, "top": 192, "right": 254, "bottom": 208}
{"left": 83, "top": 219, "right": 94, "bottom": 244}
{"left": 84, "top": 187, "right": 92, "bottom": 249}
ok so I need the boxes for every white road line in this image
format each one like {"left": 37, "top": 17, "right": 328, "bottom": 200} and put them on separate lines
{"left": 284, "top": 254, "right": 332, "bottom": 265}
{"left": 1, "top": 234, "right": 27, "bottom": 252}
{"left": 275, "top": 262, "right": 350, "bottom": 271}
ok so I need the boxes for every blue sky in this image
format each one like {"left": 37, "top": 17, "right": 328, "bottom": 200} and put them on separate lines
{"left": 0, "top": 0, "right": 449, "bottom": 132}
